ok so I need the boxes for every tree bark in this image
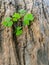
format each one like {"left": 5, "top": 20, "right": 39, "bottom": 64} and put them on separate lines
{"left": 0, "top": 0, "right": 49, "bottom": 65}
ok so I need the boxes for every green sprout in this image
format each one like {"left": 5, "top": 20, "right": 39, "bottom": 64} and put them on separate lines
{"left": 18, "top": 9, "right": 26, "bottom": 16}
{"left": 2, "top": 9, "right": 34, "bottom": 36}
{"left": 15, "top": 26, "right": 23, "bottom": 36}
{"left": 12, "top": 13, "right": 21, "bottom": 22}
{"left": 2, "top": 17, "right": 13, "bottom": 27}
{"left": 23, "top": 13, "right": 34, "bottom": 25}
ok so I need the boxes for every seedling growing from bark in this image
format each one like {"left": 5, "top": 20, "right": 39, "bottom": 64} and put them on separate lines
{"left": 2, "top": 17, "right": 13, "bottom": 27}
{"left": 18, "top": 9, "right": 26, "bottom": 16}
{"left": 2, "top": 9, "right": 34, "bottom": 36}
{"left": 12, "top": 13, "right": 21, "bottom": 22}
{"left": 15, "top": 26, "right": 23, "bottom": 36}
{"left": 23, "top": 13, "right": 34, "bottom": 25}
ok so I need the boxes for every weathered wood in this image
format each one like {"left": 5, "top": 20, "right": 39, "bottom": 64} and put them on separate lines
{"left": 0, "top": 0, "right": 18, "bottom": 65}
{"left": 0, "top": 0, "right": 49, "bottom": 65}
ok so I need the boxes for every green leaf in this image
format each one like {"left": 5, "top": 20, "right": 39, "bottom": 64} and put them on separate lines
{"left": 15, "top": 26, "right": 22, "bottom": 36}
{"left": 16, "top": 26, "right": 22, "bottom": 31}
{"left": 12, "top": 13, "right": 21, "bottom": 19}
{"left": 23, "top": 20, "right": 29, "bottom": 25}
{"left": 18, "top": 9, "right": 26, "bottom": 15}
{"left": 5, "top": 17, "right": 11, "bottom": 22}
{"left": 2, "top": 17, "right": 13, "bottom": 27}
{"left": 7, "top": 21, "right": 13, "bottom": 27}
{"left": 24, "top": 13, "right": 34, "bottom": 21}
{"left": 16, "top": 30, "right": 23, "bottom": 36}
{"left": 13, "top": 18, "right": 17, "bottom": 22}
{"left": 2, "top": 21, "right": 7, "bottom": 27}
{"left": 26, "top": 14, "right": 34, "bottom": 21}
{"left": 23, "top": 13, "right": 34, "bottom": 25}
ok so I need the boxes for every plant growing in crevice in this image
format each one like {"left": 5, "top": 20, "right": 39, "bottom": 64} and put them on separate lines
{"left": 2, "top": 17, "right": 13, "bottom": 27}
{"left": 2, "top": 9, "right": 34, "bottom": 36}
{"left": 15, "top": 26, "right": 23, "bottom": 36}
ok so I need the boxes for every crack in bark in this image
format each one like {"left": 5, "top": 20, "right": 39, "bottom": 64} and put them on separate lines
{"left": 13, "top": 29, "right": 21, "bottom": 65}
{"left": 23, "top": 0, "right": 27, "bottom": 10}
{"left": 23, "top": 47, "right": 26, "bottom": 65}
{"left": 29, "top": 26, "right": 35, "bottom": 43}
{"left": 0, "top": 24, "right": 2, "bottom": 52}
{"left": 23, "top": 33, "right": 27, "bottom": 65}
{"left": 42, "top": 0, "right": 47, "bottom": 19}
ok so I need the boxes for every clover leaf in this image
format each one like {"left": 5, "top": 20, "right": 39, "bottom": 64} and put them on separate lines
{"left": 7, "top": 21, "right": 13, "bottom": 27}
{"left": 2, "top": 17, "right": 13, "bottom": 27}
{"left": 5, "top": 17, "right": 11, "bottom": 22}
{"left": 24, "top": 13, "right": 34, "bottom": 21}
{"left": 2, "top": 21, "right": 7, "bottom": 27}
{"left": 26, "top": 14, "right": 34, "bottom": 21}
{"left": 23, "top": 13, "right": 34, "bottom": 25}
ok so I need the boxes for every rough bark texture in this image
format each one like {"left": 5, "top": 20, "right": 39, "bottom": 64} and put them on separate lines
{"left": 0, "top": 0, "right": 49, "bottom": 65}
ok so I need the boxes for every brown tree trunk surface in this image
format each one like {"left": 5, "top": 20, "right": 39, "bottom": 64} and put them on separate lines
{"left": 0, "top": 0, "right": 49, "bottom": 65}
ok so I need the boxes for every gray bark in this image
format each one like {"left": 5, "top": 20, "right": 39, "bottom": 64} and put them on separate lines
{"left": 0, "top": 0, "right": 49, "bottom": 65}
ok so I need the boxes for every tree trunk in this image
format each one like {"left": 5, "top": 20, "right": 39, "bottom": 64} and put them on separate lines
{"left": 0, "top": 0, "right": 49, "bottom": 65}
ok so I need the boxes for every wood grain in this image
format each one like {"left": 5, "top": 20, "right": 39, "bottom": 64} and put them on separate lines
{"left": 0, "top": 0, "right": 49, "bottom": 65}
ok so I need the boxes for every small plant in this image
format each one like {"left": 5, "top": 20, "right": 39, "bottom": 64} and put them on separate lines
{"left": 2, "top": 9, "right": 34, "bottom": 36}
{"left": 23, "top": 13, "right": 34, "bottom": 25}
{"left": 2, "top": 17, "right": 13, "bottom": 27}
{"left": 12, "top": 13, "right": 21, "bottom": 22}
{"left": 18, "top": 9, "right": 26, "bottom": 16}
{"left": 15, "top": 26, "right": 23, "bottom": 36}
